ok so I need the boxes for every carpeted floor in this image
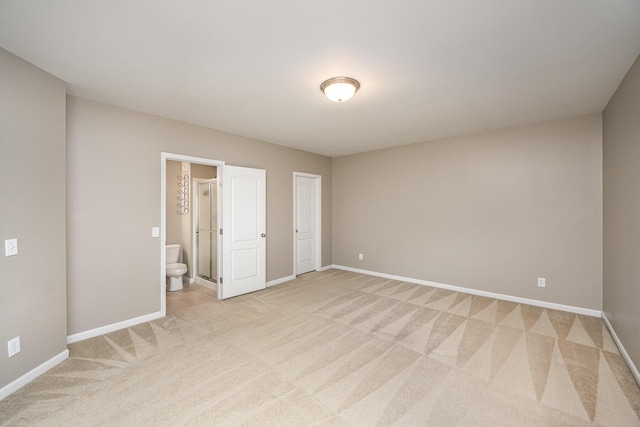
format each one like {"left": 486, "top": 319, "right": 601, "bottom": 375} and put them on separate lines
{"left": 1, "top": 269, "right": 639, "bottom": 426}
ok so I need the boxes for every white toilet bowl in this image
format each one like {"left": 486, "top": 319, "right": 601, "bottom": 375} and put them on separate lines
{"left": 166, "top": 244, "right": 188, "bottom": 291}
{"left": 166, "top": 263, "right": 188, "bottom": 291}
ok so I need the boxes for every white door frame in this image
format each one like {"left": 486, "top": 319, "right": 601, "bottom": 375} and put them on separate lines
{"left": 161, "top": 152, "right": 224, "bottom": 316}
{"left": 293, "top": 172, "right": 322, "bottom": 275}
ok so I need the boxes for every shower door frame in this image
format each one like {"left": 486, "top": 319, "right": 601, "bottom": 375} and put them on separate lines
{"left": 194, "top": 178, "right": 218, "bottom": 287}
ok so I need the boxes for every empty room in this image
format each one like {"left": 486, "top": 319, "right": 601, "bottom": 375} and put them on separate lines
{"left": 1, "top": 1, "right": 639, "bottom": 425}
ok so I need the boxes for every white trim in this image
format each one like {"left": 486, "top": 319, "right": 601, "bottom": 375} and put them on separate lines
{"left": 267, "top": 275, "right": 295, "bottom": 287}
{"left": 66, "top": 311, "right": 163, "bottom": 344}
{"left": 318, "top": 264, "right": 333, "bottom": 272}
{"left": 331, "top": 264, "right": 602, "bottom": 317}
{"left": 195, "top": 276, "right": 217, "bottom": 292}
{"left": 0, "top": 349, "right": 69, "bottom": 400}
{"left": 161, "top": 155, "right": 167, "bottom": 316}
{"left": 293, "top": 172, "right": 322, "bottom": 276}
{"left": 602, "top": 313, "right": 640, "bottom": 386}
{"left": 161, "top": 152, "right": 225, "bottom": 318}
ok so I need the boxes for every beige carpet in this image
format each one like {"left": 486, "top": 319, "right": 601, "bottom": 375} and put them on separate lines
{"left": 1, "top": 269, "right": 639, "bottom": 426}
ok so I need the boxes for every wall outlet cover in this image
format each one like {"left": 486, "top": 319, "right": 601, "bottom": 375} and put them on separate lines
{"left": 4, "top": 239, "right": 18, "bottom": 256}
{"left": 8, "top": 336, "right": 20, "bottom": 357}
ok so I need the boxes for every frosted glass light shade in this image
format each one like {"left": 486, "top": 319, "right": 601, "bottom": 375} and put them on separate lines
{"left": 320, "top": 77, "right": 360, "bottom": 102}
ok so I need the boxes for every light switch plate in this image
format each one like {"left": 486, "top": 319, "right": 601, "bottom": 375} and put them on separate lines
{"left": 8, "top": 336, "right": 20, "bottom": 357}
{"left": 152, "top": 227, "right": 160, "bottom": 238}
{"left": 5, "top": 239, "right": 18, "bottom": 256}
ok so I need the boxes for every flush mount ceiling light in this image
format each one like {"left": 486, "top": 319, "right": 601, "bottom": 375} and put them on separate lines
{"left": 320, "top": 77, "right": 360, "bottom": 102}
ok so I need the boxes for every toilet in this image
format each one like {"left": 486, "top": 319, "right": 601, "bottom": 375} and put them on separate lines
{"left": 166, "top": 244, "right": 188, "bottom": 291}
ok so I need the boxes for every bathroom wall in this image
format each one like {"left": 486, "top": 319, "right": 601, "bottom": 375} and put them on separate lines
{"left": 179, "top": 162, "right": 191, "bottom": 275}
{"left": 66, "top": 96, "right": 333, "bottom": 336}
{"left": 191, "top": 164, "right": 217, "bottom": 179}
{"left": 165, "top": 160, "right": 182, "bottom": 245}
{"left": 0, "top": 48, "right": 67, "bottom": 392}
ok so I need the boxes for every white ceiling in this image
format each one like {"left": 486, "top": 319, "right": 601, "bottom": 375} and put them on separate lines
{"left": 1, "top": 1, "right": 639, "bottom": 157}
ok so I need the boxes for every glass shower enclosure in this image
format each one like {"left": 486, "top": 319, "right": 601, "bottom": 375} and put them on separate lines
{"left": 195, "top": 179, "right": 218, "bottom": 283}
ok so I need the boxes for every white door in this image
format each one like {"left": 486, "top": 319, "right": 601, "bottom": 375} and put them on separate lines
{"left": 219, "top": 165, "right": 266, "bottom": 299}
{"left": 295, "top": 176, "right": 316, "bottom": 275}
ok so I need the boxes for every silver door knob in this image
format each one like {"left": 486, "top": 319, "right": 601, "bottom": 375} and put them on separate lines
{"left": 261, "top": 233, "right": 266, "bottom": 238}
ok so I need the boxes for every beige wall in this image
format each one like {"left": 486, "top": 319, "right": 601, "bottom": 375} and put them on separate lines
{"left": 333, "top": 115, "right": 603, "bottom": 309}
{"left": 66, "top": 96, "right": 332, "bottom": 335}
{"left": 603, "top": 53, "right": 640, "bottom": 370}
{"left": 191, "top": 163, "right": 216, "bottom": 179}
{"left": 165, "top": 160, "right": 182, "bottom": 245}
{"left": 0, "top": 49, "right": 67, "bottom": 389}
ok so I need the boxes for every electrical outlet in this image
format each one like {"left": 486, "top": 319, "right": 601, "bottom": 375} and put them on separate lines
{"left": 8, "top": 337, "right": 20, "bottom": 357}
{"left": 358, "top": 253, "right": 363, "bottom": 261}
{"left": 538, "top": 277, "right": 546, "bottom": 288}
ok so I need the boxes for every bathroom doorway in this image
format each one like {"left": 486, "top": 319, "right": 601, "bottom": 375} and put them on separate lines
{"left": 194, "top": 177, "right": 218, "bottom": 288}
{"left": 162, "top": 154, "right": 224, "bottom": 316}
{"left": 161, "top": 153, "right": 267, "bottom": 315}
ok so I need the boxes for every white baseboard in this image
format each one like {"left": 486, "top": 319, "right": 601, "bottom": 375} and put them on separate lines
{"left": 195, "top": 276, "right": 217, "bottom": 291}
{"left": 0, "top": 349, "right": 69, "bottom": 401}
{"left": 602, "top": 313, "right": 640, "bottom": 386}
{"left": 331, "top": 264, "right": 602, "bottom": 317}
{"left": 266, "top": 267, "right": 336, "bottom": 287}
{"left": 67, "top": 311, "right": 164, "bottom": 344}
{"left": 267, "top": 275, "right": 295, "bottom": 287}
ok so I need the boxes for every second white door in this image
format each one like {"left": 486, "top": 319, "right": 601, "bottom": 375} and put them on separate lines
{"left": 295, "top": 175, "right": 319, "bottom": 275}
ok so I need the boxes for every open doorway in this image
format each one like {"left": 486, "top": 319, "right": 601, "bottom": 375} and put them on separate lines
{"left": 161, "top": 153, "right": 224, "bottom": 316}
{"left": 161, "top": 153, "right": 267, "bottom": 315}
{"left": 165, "top": 161, "right": 219, "bottom": 291}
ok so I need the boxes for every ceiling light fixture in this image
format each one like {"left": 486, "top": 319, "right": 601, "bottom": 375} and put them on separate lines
{"left": 320, "top": 77, "right": 360, "bottom": 102}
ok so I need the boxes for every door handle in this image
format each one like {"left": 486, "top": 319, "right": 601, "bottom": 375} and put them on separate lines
{"left": 261, "top": 233, "right": 266, "bottom": 238}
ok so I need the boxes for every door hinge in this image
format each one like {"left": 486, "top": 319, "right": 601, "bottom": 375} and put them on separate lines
{"left": 219, "top": 277, "right": 223, "bottom": 284}
{"left": 220, "top": 228, "right": 223, "bottom": 235}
